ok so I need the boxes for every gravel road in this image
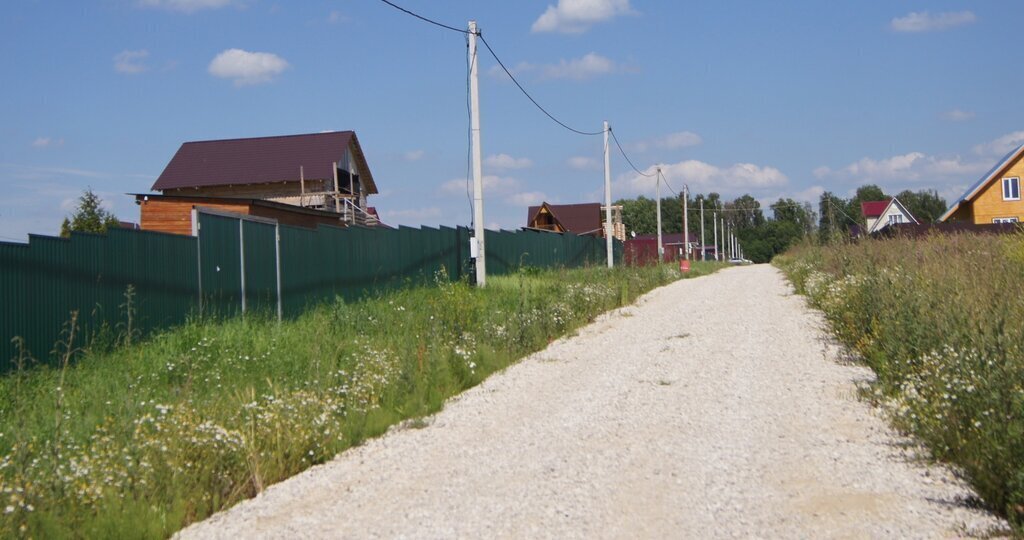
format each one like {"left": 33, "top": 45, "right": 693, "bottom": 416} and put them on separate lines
{"left": 177, "top": 265, "right": 1006, "bottom": 539}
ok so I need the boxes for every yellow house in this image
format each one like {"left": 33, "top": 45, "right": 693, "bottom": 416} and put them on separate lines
{"left": 940, "top": 142, "right": 1024, "bottom": 223}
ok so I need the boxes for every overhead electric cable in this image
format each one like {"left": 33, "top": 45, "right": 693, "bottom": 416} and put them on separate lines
{"left": 609, "top": 128, "right": 656, "bottom": 177}
{"left": 375, "top": 0, "right": 471, "bottom": 34}
{"left": 478, "top": 35, "right": 604, "bottom": 137}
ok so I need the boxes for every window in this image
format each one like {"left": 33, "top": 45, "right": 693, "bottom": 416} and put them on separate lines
{"left": 1003, "top": 177, "right": 1020, "bottom": 201}
{"left": 993, "top": 217, "right": 1019, "bottom": 224}
{"left": 888, "top": 214, "right": 904, "bottom": 225}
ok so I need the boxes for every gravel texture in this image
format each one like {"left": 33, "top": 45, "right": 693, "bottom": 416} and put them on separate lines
{"left": 177, "top": 265, "right": 1007, "bottom": 539}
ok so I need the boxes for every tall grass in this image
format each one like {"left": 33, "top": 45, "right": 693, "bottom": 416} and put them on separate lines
{"left": 775, "top": 233, "right": 1024, "bottom": 529}
{"left": 0, "top": 262, "right": 721, "bottom": 538}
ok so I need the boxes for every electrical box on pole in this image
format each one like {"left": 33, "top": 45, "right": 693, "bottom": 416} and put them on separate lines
{"left": 468, "top": 20, "right": 486, "bottom": 287}
{"left": 604, "top": 121, "right": 613, "bottom": 269}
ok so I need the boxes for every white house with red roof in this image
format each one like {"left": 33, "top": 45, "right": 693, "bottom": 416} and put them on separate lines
{"left": 861, "top": 197, "right": 918, "bottom": 234}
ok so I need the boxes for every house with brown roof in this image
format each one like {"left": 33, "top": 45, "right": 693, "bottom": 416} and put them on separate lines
{"left": 140, "top": 131, "right": 380, "bottom": 235}
{"left": 940, "top": 142, "right": 1024, "bottom": 224}
{"left": 861, "top": 198, "right": 918, "bottom": 234}
{"left": 525, "top": 202, "right": 625, "bottom": 240}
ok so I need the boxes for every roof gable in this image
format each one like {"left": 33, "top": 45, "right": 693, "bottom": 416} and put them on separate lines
{"left": 527, "top": 202, "right": 602, "bottom": 234}
{"left": 152, "top": 131, "right": 377, "bottom": 194}
{"left": 868, "top": 197, "right": 919, "bottom": 234}
{"left": 940, "top": 142, "right": 1024, "bottom": 222}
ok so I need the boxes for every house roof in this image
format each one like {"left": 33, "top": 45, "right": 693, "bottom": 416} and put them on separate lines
{"left": 152, "top": 131, "right": 377, "bottom": 195}
{"left": 861, "top": 200, "right": 891, "bottom": 218}
{"left": 526, "top": 202, "right": 603, "bottom": 235}
{"left": 939, "top": 142, "right": 1024, "bottom": 222}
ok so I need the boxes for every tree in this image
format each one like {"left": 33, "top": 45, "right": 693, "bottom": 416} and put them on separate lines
{"left": 726, "top": 194, "right": 765, "bottom": 231}
{"left": 895, "top": 189, "right": 947, "bottom": 223}
{"left": 771, "top": 198, "right": 816, "bottom": 235}
{"left": 60, "top": 188, "right": 120, "bottom": 238}
{"left": 818, "top": 191, "right": 854, "bottom": 242}
{"left": 845, "top": 184, "right": 888, "bottom": 225}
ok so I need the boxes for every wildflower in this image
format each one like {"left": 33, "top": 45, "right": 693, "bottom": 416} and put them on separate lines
{"left": 4, "top": 505, "right": 13, "bottom": 514}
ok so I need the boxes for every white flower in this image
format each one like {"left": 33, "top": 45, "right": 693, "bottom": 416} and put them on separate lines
{"left": 4, "top": 505, "right": 13, "bottom": 514}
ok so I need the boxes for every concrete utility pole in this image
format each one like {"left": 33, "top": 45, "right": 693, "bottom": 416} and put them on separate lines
{"left": 721, "top": 216, "right": 725, "bottom": 261}
{"left": 468, "top": 21, "right": 486, "bottom": 286}
{"left": 712, "top": 211, "right": 718, "bottom": 262}
{"left": 699, "top": 199, "right": 705, "bottom": 262}
{"left": 683, "top": 185, "right": 689, "bottom": 260}
{"left": 656, "top": 167, "right": 663, "bottom": 262}
{"left": 604, "top": 121, "right": 613, "bottom": 268}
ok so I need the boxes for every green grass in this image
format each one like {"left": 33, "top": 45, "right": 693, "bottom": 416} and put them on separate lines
{"left": 0, "top": 261, "right": 722, "bottom": 538}
{"left": 775, "top": 233, "right": 1024, "bottom": 531}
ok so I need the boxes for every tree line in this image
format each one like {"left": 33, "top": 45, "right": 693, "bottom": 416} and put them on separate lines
{"left": 615, "top": 184, "right": 946, "bottom": 264}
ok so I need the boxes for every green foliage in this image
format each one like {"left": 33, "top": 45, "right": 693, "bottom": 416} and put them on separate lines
{"left": 60, "top": 188, "right": 120, "bottom": 238}
{"left": 895, "top": 189, "right": 948, "bottom": 223}
{"left": 0, "top": 262, "right": 721, "bottom": 538}
{"left": 777, "top": 233, "right": 1024, "bottom": 531}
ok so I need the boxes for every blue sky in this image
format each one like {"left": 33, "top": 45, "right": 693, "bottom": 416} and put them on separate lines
{"left": 2, "top": 0, "right": 1023, "bottom": 241}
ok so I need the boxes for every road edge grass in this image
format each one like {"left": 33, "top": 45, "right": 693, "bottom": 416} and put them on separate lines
{"left": 775, "top": 234, "right": 1023, "bottom": 535}
{"left": 0, "top": 261, "right": 724, "bottom": 538}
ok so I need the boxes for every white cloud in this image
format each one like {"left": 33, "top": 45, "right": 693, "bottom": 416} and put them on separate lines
{"left": 542, "top": 53, "right": 617, "bottom": 80}
{"left": 973, "top": 131, "right": 1024, "bottom": 157}
{"left": 568, "top": 156, "right": 600, "bottom": 170}
{"left": 814, "top": 149, "right": 992, "bottom": 198}
{"left": 614, "top": 159, "right": 788, "bottom": 199}
{"left": 632, "top": 131, "right": 703, "bottom": 152}
{"left": 114, "top": 49, "right": 149, "bottom": 74}
{"left": 489, "top": 53, "right": 631, "bottom": 82}
{"left": 32, "top": 137, "right": 64, "bottom": 149}
{"left": 208, "top": 49, "right": 288, "bottom": 86}
{"left": 485, "top": 153, "right": 533, "bottom": 170}
{"left": 507, "top": 192, "right": 547, "bottom": 206}
{"left": 942, "top": 109, "right": 975, "bottom": 122}
{"left": 138, "top": 0, "right": 234, "bottom": 13}
{"left": 441, "top": 175, "right": 521, "bottom": 195}
{"left": 792, "top": 185, "right": 825, "bottom": 203}
{"left": 890, "top": 11, "right": 976, "bottom": 33}
{"left": 403, "top": 150, "right": 425, "bottom": 162}
{"left": 532, "top": 0, "right": 635, "bottom": 34}
{"left": 327, "top": 10, "right": 348, "bottom": 24}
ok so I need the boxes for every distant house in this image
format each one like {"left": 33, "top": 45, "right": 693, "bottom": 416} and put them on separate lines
{"left": 525, "top": 202, "right": 624, "bottom": 240}
{"left": 143, "top": 132, "right": 380, "bottom": 233}
{"left": 940, "top": 142, "right": 1024, "bottom": 224}
{"left": 861, "top": 198, "right": 918, "bottom": 234}
{"left": 624, "top": 232, "right": 699, "bottom": 265}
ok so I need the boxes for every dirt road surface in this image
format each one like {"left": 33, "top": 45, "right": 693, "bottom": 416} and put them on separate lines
{"left": 177, "top": 265, "right": 1005, "bottom": 539}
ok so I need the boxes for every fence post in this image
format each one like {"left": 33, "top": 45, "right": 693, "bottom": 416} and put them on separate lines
{"left": 192, "top": 208, "right": 203, "bottom": 316}
{"left": 275, "top": 223, "right": 282, "bottom": 322}
{"left": 239, "top": 219, "right": 246, "bottom": 314}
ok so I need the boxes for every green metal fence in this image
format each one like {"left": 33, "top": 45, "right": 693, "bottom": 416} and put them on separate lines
{"left": 1, "top": 211, "right": 618, "bottom": 372}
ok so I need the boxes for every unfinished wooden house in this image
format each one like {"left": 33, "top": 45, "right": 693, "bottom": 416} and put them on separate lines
{"left": 142, "top": 131, "right": 380, "bottom": 234}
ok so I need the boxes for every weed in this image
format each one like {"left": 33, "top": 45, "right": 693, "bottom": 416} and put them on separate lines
{"left": 0, "top": 262, "right": 721, "bottom": 538}
{"left": 776, "top": 232, "right": 1024, "bottom": 531}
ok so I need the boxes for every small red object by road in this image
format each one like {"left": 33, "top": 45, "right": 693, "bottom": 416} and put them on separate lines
{"left": 679, "top": 259, "right": 690, "bottom": 273}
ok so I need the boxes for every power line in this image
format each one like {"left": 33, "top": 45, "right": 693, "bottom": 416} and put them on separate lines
{"left": 375, "top": 0, "right": 471, "bottom": 34}
{"left": 478, "top": 35, "right": 604, "bottom": 137}
{"left": 609, "top": 128, "right": 656, "bottom": 177}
